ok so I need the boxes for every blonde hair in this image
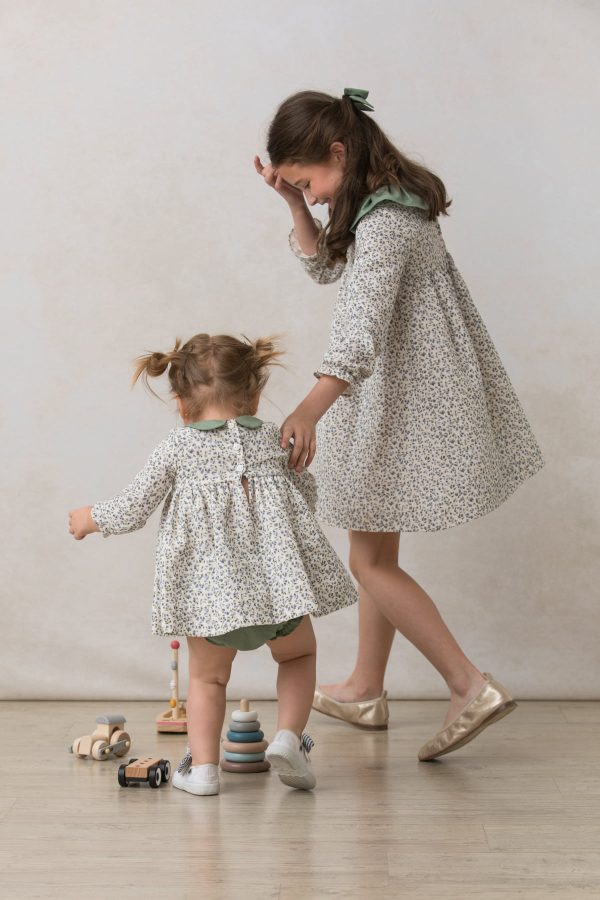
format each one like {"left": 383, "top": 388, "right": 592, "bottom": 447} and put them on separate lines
{"left": 132, "top": 333, "right": 283, "bottom": 419}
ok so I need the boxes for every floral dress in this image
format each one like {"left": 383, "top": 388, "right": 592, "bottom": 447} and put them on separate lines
{"left": 91, "top": 416, "right": 358, "bottom": 636}
{"left": 290, "top": 187, "right": 544, "bottom": 532}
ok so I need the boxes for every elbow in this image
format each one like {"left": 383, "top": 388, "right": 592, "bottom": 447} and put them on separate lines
{"left": 314, "top": 266, "right": 343, "bottom": 285}
{"left": 317, "top": 359, "right": 374, "bottom": 391}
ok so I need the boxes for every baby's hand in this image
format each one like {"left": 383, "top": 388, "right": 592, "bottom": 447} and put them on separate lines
{"left": 68, "top": 506, "right": 100, "bottom": 541}
{"left": 254, "top": 155, "right": 306, "bottom": 209}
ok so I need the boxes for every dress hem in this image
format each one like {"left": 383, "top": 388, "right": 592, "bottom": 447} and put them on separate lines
{"left": 316, "top": 459, "right": 545, "bottom": 534}
{"left": 151, "top": 598, "right": 358, "bottom": 637}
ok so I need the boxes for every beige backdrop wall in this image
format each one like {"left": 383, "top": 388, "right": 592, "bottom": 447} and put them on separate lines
{"left": 2, "top": 1, "right": 598, "bottom": 700}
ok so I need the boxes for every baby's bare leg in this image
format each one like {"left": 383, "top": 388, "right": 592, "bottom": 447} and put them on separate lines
{"left": 267, "top": 616, "right": 317, "bottom": 736}
{"left": 186, "top": 637, "right": 237, "bottom": 765}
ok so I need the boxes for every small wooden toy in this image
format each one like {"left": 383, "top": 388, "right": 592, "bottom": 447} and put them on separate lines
{"left": 156, "top": 640, "right": 187, "bottom": 733}
{"left": 118, "top": 757, "right": 171, "bottom": 788}
{"left": 69, "top": 714, "right": 131, "bottom": 760}
{"left": 220, "top": 699, "right": 270, "bottom": 774}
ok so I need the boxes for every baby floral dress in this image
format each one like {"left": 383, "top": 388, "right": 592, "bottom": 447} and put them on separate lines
{"left": 290, "top": 187, "right": 544, "bottom": 532}
{"left": 91, "top": 416, "right": 358, "bottom": 636}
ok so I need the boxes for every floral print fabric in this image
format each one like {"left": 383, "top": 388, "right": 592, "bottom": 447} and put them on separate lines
{"left": 289, "top": 202, "right": 544, "bottom": 532}
{"left": 91, "top": 419, "right": 358, "bottom": 635}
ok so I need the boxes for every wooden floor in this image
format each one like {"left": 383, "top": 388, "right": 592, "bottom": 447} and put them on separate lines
{"left": 1, "top": 700, "right": 599, "bottom": 899}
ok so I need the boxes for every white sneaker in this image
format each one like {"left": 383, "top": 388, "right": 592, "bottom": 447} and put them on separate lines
{"left": 266, "top": 730, "right": 316, "bottom": 790}
{"left": 172, "top": 751, "right": 220, "bottom": 796}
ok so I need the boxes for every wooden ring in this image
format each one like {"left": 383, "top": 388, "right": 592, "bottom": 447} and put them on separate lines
{"left": 231, "top": 709, "right": 258, "bottom": 723}
{"left": 220, "top": 759, "right": 270, "bottom": 773}
{"left": 222, "top": 739, "right": 268, "bottom": 754}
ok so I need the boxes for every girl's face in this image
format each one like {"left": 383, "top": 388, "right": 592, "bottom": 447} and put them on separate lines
{"left": 276, "top": 142, "right": 346, "bottom": 208}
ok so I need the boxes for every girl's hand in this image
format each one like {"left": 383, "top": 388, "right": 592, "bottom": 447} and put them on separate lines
{"left": 280, "top": 411, "right": 317, "bottom": 471}
{"left": 68, "top": 506, "right": 100, "bottom": 541}
{"left": 254, "top": 155, "right": 306, "bottom": 210}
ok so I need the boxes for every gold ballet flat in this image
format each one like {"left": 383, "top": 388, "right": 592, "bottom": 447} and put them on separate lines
{"left": 312, "top": 686, "right": 389, "bottom": 730}
{"left": 418, "top": 672, "right": 517, "bottom": 761}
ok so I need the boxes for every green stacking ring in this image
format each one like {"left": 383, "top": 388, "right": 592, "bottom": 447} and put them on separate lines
{"left": 224, "top": 751, "right": 265, "bottom": 763}
{"left": 226, "top": 730, "right": 264, "bottom": 742}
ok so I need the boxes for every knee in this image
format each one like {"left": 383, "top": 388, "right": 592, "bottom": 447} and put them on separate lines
{"left": 349, "top": 550, "right": 372, "bottom": 584}
{"left": 349, "top": 532, "right": 400, "bottom": 585}
{"left": 272, "top": 649, "right": 316, "bottom": 668}
{"left": 270, "top": 637, "right": 316, "bottom": 666}
{"left": 350, "top": 545, "right": 398, "bottom": 585}
{"left": 189, "top": 662, "right": 232, "bottom": 688}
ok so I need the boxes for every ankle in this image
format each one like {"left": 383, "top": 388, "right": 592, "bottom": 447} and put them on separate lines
{"left": 346, "top": 676, "right": 384, "bottom": 700}
{"left": 447, "top": 667, "right": 485, "bottom": 699}
{"left": 275, "top": 727, "right": 301, "bottom": 739}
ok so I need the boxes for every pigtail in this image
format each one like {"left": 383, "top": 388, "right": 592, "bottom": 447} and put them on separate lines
{"left": 240, "top": 334, "right": 285, "bottom": 398}
{"left": 131, "top": 338, "right": 184, "bottom": 401}
{"left": 245, "top": 335, "right": 284, "bottom": 371}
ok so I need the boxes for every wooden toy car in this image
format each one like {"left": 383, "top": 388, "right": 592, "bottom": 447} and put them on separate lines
{"left": 118, "top": 757, "right": 171, "bottom": 788}
{"left": 69, "top": 714, "right": 131, "bottom": 760}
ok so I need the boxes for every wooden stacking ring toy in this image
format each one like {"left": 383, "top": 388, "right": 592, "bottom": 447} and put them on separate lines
{"left": 220, "top": 699, "right": 270, "bottom": 774}
{"left": 156, "top": 640, "right": 187, "bottom": 732}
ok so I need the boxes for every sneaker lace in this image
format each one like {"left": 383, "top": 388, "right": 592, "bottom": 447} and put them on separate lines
{"left": 177, "top": 747, "right": 192, "bottom": 774}
{"left": 300, "top": 733, "right": 314, "bottom": 759}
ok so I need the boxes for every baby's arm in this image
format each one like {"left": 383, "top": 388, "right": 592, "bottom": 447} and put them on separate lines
{"left": 69, "top": 436, "right": 175, "bottom": 540}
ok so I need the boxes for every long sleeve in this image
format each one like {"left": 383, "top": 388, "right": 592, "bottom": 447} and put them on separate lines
{"left": 91, "top": 436, "right": 176, "bottom": 537}
{"left": 315, "top": 204, "right": 417, "bottom": 391}
{"left": 289, "top": 217, "right": 346, "bottom": 285}
{"left": 285, "top": 467, "right": 318, "bottom": 514}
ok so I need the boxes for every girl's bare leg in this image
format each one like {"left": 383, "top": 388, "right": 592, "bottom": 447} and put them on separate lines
{"left": 321, "top": 540, "right": 398, "bottom": 701}
{"left": 186, "top": 637, "right": 237, "bottom": 765}
{"left": 324, "top": 531, "right": 486, "bottom": 729}
{"left": 267, "top": 616, "right": 317, "bottom": 735}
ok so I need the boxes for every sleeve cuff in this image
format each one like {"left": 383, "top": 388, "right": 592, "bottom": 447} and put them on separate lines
{"left": 288, "top": 217, "right": 323, "bottom": 260}
{"left": 90, "top": 505, "right": 111, "bottom": 539}
{"left": 313, "top": 366, "right": 357, "bottom": 395}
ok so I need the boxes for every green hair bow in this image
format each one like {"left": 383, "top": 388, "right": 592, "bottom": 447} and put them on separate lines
{"left": 343, "top": 87, "right": 375, "bottom": 111}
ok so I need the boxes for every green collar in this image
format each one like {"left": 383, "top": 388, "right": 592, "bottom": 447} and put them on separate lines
{"left": 350, "top": 185, "right": 428, "bottom": 233}
{"left": 186, "top": 415, "right": 263, "bottom": 432}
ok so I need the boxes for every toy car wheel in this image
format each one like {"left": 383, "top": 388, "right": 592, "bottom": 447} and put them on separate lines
{"left": 159, "top": 760, "right": 171, "bottom": 782}
{"left": 118, "top": 764, "right": 129, "bottom": 787}
{"left": 110, "top": 730, "right": 131, "bottom": 756}
{"left": 148, "top": 765, "right": 162, "bottom": 788}
{"left": 91, "top": 740, "right": 110, "bottom": 760}
{"left": 71, "top": 738, "right": 87, "bottom": 758}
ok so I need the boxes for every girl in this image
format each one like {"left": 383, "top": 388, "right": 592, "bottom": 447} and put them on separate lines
{"left": 254, "top": 88, "right": 544, "bottom": 761}
{"left": 68, "top": 333, "right": 358, "bottom": 793}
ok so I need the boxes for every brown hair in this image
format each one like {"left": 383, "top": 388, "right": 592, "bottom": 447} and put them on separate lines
{"left": 266, "top": 89, "right": 451, "bottom": 264}
{"left": 131, "top": 333, "right": 283, "bottom": 419}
